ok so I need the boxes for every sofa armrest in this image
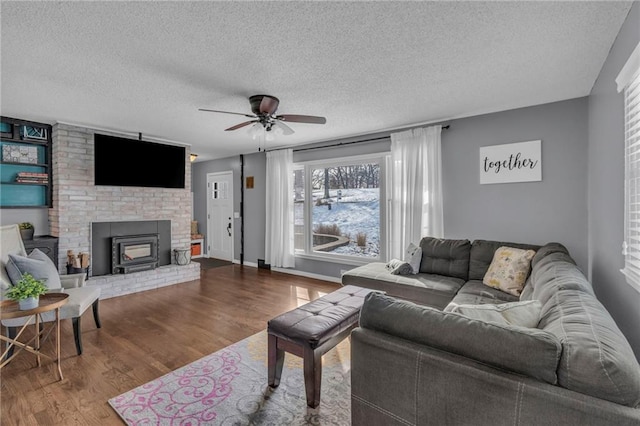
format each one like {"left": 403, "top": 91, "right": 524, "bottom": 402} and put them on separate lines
{"left": 359, "top": 292, "right": 561, "bottom": 384}
{"left": 60, "top": 273, "right": 86, "bottom": 289}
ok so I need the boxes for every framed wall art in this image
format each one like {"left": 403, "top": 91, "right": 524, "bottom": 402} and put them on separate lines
{"left": 480, "top": 140, "right": 541, "bottom": 184}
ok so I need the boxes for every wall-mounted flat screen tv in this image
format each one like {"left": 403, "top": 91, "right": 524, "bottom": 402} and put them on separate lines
{"left": 94, "top": 133, "right": 186, "bottom": 189}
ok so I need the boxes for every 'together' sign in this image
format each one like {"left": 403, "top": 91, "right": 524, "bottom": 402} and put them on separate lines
{"left": 480, "top": 140, "right": 542, "bottom": 184}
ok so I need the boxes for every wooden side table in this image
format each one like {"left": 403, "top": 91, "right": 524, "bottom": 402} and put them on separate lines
{"left": 0, "top": 293, "right": 69, "bottom": 381}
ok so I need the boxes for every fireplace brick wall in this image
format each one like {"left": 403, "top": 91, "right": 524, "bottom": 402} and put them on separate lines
{"left": 50, "top": 123, "right": 200, "bottom": 298}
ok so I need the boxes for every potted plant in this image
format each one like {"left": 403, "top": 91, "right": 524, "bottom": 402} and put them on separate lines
{"left": 5, "top": 273, "right": 48, "bottom": 310}
{"left": 18, "top": 222, "right": 34, "bottom": 241}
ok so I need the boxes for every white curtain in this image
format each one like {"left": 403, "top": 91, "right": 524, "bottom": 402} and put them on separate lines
{"left": 390, "top": 125, "right": 443, "bottom": 259}
{"left": 265, "top": 148, "right": 295, "bottom": 268}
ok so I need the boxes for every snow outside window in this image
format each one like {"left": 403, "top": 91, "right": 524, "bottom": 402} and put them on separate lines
{"left": 618, "top": 42, "right": 640, "bottom": 293}
{"left": 293, "top": 154, "right": 386, "bottom": 263}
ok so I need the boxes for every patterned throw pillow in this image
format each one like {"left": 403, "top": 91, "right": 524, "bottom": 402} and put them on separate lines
{"left": 404, "top": 242, "right": 422, "bottom": 274}
{"left": 483, "top": 246, "right": 536, "bottom": 296}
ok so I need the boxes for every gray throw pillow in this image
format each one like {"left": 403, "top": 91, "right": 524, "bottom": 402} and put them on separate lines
{"left": 6, "top": 248, "right": 62, "bottom": 290}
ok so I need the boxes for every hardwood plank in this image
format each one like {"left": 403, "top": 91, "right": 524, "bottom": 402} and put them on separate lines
{"left": 0, "top": 265, "right": 340, "bottom": 425}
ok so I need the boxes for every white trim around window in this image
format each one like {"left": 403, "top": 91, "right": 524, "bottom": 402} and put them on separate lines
{"left": 293, "top": 152, "right": 388, "bottom": 265}
{"left": 618, "top": 41, "right": 640, "bottom": 293}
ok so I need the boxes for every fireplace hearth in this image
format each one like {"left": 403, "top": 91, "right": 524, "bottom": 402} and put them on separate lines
{"left": 112, "top": 234, "right": 159, "bottom": 274}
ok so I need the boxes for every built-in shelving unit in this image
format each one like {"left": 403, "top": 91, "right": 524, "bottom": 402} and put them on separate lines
{"left": 0, "top": 116, "right": 52, "bottom": 208}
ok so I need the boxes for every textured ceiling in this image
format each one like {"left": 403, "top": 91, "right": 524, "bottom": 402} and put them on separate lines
{"left": 0, "top": 1, "right": 633, "bottom": 161}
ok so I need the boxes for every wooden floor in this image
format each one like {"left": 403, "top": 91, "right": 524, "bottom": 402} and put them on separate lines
{"left": 0, "top": 264, "right": 340, "bottom": 425}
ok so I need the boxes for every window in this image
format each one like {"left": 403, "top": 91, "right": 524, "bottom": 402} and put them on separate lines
{"left": 294, "top": 154, "right": 386, "bottom": 263}
{"left": 618, "top": 42, "right": 640, "bottom": 292}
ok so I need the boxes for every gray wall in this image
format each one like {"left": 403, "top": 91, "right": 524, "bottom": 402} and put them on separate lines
{"left": 0, "top": 209, "right": 49, "bottom": 236}
{"left": 242, "top": 152, "right": 266, "bottom": 264}
{"left": 443, "top": 97, "right": 589, "bottom": 270}
{"left": 191, "top": 151, "right": 266, "bottom": 264}
{"left": 587, "top": 3, "right": 640, "bottom": 358}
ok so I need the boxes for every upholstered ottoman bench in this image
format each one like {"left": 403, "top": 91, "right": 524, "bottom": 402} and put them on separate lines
{"left": 267, "top": 285, "right": 378, "bottom": 408}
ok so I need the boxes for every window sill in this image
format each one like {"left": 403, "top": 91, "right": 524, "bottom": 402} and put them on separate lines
{"left": 295, "top": 252, "right": 381, "bottom": 267}
{"left": 620, "top": 268, "right": 640, "bottom": 294}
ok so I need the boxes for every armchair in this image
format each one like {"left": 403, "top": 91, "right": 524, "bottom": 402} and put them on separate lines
{"left": 1, "top": 224, "right": 101, "bottom": 355}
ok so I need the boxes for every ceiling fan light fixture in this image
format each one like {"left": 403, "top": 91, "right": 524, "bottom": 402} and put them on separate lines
{"left": 248, "top": 122, "right": 263, "bottom": 140}
{"left": 199, "top": 94, "right": 326, "bottom": 139}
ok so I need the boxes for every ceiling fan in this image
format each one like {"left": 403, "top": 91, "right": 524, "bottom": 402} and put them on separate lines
{"left": 199, "top": 94, "right": 326, "bottom": 136}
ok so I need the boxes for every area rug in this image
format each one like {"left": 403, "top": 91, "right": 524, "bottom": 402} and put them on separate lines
{"left": 193, "top": 257, "right": 233, "bottom": 270}
{"left": 108, "top": 330, "right": 351, "bottom": 425}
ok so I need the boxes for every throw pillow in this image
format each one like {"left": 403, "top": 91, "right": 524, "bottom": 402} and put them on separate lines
{"left": 483, "top": 246, "right": 536, "bottom": 296}
{"left": 6, "top": 248, "right": 62, "bottom": 290}
{"left": 445, "top": 300, "right": 542, "bottom": 328}
{"left": 404, "top": 242, "right": 422, "bottom": 274}
{"left": 385, "top": 259, "right": 413, "bottom": 275}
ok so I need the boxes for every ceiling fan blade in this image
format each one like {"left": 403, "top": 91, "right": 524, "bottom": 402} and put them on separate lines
{"left": 276, "top": 114, "right": 327, "bottom": 124}
{"left": 199, "top": 108, "right": 255, "bottom": 118}
{"left": 259, "top": 96, "right": 280, "bottom": 115}
{"left": 225, "top": 120, "right": 258, "bottom": 131}
{"left": 273, "top": 121, "right": 295, "bottom": 135}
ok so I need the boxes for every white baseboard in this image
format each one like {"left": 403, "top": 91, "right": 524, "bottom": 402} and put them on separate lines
{"left": 271, "top": 267, "right": 341, "bottom": 284}
{"left": 233, "top": 259, "right": 259, "bottom": 268}
{"left": 231, "top": 260, "right": 341, "bottom": 283}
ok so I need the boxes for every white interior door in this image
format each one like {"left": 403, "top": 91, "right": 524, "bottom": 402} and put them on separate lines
{"left": 206, "top": 171, "right": 234, "bottom": 261}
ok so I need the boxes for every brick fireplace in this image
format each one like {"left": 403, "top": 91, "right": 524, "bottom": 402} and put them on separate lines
{"left": 49, "top": 123, "right": 200, "bottom": 299}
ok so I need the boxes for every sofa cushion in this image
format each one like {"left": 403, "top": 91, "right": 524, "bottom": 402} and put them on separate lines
{"left": 538, "top": 289, "right": 640, "bottom": 407}
{"left": 445, "top": 300, "right": 542, "bottom": 328}
{"left": 419, "top": 237, "right": 471, "bottom": 280}
{"left": 360, "top": 292, "right": 561, "bottom": 384}
{"left": 468, "top": 239, "right": 540, "bottom": 281}
{"left": 342, "top": 262, "right": 463, "bottom": 309}
{"left": 482, "top": 246, "right": 536, "bottom": 296}
{"left": 449, "top": 280, "right": 519, "bottom": 306}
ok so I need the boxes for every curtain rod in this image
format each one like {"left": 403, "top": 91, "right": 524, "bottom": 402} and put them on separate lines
{"left": 266, "top": 125, "right": 450, "bottom": 153}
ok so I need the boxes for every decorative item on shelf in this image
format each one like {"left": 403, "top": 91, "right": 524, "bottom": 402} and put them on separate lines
{"left": 2, "top": 144, "right": 38, "bottom": 164}
{"left": 174, "top": 247, "right": 191, "bottom": 265}
{"left": 18, "top": 222, "right": 34, "bottom": 240}
{"left": 66, "top": 250, "right": 90, "bottom": 278}
{"left": 4, "top": 272, "right": 48, "bottom": 310}
{"left": 191, "top": 220, "right": 199, "bottom": 236}
{"left": 20, "top": 125, "right": 47, "bottom": 140}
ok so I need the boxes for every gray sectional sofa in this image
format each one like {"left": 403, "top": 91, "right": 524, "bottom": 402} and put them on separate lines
{"left": 342, "top": 238, "right": 640, "bottom": 425}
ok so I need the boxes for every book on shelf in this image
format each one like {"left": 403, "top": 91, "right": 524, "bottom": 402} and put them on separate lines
{"left": 17, "top": 171, "right": 48, "bottom": 178}
{"left": 15, "top": 179, "right": 48, "bottom": 184}
{"left": 15, "top": 171, "right": 48, "bottom": 184}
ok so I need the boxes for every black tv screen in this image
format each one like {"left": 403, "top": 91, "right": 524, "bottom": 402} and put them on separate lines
{"left": 94, "top": 134, "right": 186, "bottom": 189}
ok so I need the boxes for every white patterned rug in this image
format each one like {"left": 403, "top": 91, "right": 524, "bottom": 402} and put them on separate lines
{"left": 108, "top": 330, "right": 351, "bottom": 425}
